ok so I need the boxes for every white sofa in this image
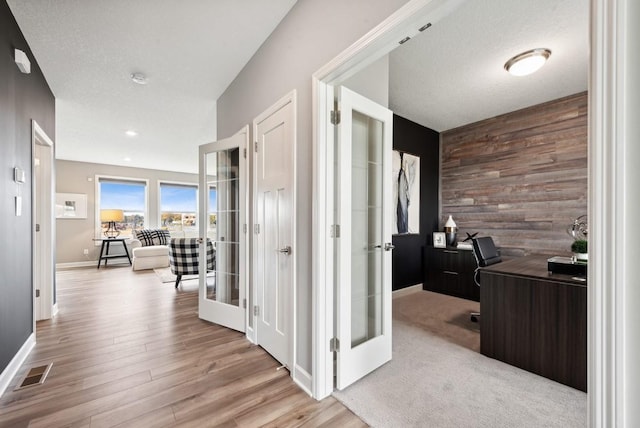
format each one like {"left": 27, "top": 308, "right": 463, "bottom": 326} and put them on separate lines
{"left": 130, "top": 229, "right": 171, "bottom": 271}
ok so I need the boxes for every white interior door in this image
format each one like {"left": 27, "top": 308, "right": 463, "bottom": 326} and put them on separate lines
{"left": 253, "top": 93, "right": 295, "bottom": 368}
{"left": 198, "top": 129, "right": 248, "bottom": 332}
{"left": 335, "top": 86, "right": 393, "bottom": 390}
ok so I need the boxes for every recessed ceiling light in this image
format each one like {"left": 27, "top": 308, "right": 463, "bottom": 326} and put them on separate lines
{"left": 125, "top": 130, "right": 138, "bottom": 137}
{"left": 123, "top": 157, "right": 131, "bottom": 162}
{"left": 130, "top": 72, "right": 148, "bottom": 85}
{"left": 504, "top": 48, "right": 551, "bottom": 76}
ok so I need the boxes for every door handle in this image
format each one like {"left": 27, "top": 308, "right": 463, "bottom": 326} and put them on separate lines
{"left": 384, "top": 243, "right": 395, "bottom": 251}
{"left": 278, "top": 246, "right": 292, "bottom": 255}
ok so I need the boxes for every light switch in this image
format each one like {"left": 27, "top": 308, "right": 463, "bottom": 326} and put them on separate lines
{"left": 15, "top": 196, "right": 22, "bottom": 216}
{"left": 14, "top": 167, "right": 25, "bottom": 183}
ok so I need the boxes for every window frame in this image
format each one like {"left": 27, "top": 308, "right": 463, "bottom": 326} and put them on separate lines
{"left": 94, "top": 175, "right": 150, "bottom": 241}
{"left": 157, "top": 180, "right": 199, "bottom": 236}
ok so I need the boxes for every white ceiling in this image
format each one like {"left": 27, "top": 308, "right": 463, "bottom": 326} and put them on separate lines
{"left": 8, "top": 0, "right": 298, "bottom": 174}
{"left": 9, "top": 0, "right": 588, "bottom": 174}
{"left": 389, "top": 0, "right": 589, "bottom": 131}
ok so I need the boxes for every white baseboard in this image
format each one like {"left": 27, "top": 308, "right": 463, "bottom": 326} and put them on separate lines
{"left": 56, "top": 260, "right": 130, "bottom": 270}
{"left": 0, "top": 333, "right": 35, "bottom": 397}
{"left": 293, "top": 364, "right": 313, "bottom": 397}
{"left": 52, "top": 303, "right": 59, "bottom": 317}
{"left": 392, "top": 283, "right": 423, "bottom": 299}
{"left": 56, "top": 261, "right": 96, "bottom": 269}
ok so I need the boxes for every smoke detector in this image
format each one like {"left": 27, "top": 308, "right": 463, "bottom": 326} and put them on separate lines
{"left": 130, "top": 72, "right": 148, "bottom": 85}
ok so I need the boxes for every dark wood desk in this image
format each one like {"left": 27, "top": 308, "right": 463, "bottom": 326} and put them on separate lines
{"left": 480, "top": 255, "right": 587, "bottom": 392}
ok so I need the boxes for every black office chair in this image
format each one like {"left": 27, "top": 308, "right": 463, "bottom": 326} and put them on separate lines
{"left": 470, "top": 236, "right": 502, "bottom": 323}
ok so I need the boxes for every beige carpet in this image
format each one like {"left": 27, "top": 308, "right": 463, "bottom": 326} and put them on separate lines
{"left": 393, "top": 289, "right": 480, "bottom": 352}
{"left": 333, "top": 289, "right": 587, "bottom": 427}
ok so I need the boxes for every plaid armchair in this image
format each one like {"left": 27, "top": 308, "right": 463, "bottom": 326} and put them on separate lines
{"left": 169, "top": 238, "right": 215, "bottom": 288}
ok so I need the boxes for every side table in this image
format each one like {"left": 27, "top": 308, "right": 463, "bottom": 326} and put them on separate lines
{"left": 94, "top": 238, "right": 132, "bottom": 269}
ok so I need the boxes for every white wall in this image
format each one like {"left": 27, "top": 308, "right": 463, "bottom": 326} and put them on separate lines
{"left": 343, "top": 55, "right": 390, "bottom": 108}
{"left": 217, "top": 0, "right": 408, "bottom": 375}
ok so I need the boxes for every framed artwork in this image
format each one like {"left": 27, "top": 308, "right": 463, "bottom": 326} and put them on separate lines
{"left": 392, "top": 150, "right": 420, "bottom": 234}
{"left": 433, "top": 232, "right": 446, "bottom": 248}
{"left": 56, "top": 193, "right": 87, "bottom": 219}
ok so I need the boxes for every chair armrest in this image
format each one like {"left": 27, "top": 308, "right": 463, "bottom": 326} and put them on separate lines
{"left": 129, "top": 239, "right": 142, "bottom": 249}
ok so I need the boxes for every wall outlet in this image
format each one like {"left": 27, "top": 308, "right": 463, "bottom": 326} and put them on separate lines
{"left": 83, "top": 249, "right": 89, "bottom": 255}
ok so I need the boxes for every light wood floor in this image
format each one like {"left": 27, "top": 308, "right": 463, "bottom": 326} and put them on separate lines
{"left": 0, "top": 266, "right": 365, "bottom": 428}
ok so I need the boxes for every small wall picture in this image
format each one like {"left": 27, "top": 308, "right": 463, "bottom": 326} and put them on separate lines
{"left": 433, "top": 232, "right": 446, "bottom": 248}
{"left": 56, "top": 193, "right": 87, "bottom": 219}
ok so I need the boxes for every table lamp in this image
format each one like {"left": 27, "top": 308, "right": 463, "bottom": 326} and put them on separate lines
{"left": 101, "top": 209, "right": 124, "bottom": 238}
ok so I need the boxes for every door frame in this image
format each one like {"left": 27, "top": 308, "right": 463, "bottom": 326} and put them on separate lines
{"left": 311, "top": 0, "right": 466, "bottom": 400}
{"left": 31, "top": 119, "right": 55, "bottom": 324}
{"left": 311, "top": 4, "right": 631, "bottom": 423}
{"left": 251, "top": 90, "right": 298, "bottom": 379}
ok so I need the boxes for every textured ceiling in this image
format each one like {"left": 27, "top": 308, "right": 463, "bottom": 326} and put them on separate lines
{"left": 389, "top": 0, "right": 589, "bottom": 132}
{"left": 8, "top": 0, "right": 297, "bottom": 174}
{"left": 9, "top": 0, "right": 588, "bottom": 174}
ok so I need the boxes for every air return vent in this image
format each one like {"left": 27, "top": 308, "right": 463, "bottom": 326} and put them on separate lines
{"left": 15, "top": 363, "right": 52, "bottom": 390}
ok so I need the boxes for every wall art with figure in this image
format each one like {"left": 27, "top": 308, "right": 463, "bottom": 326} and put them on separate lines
{"left": 392, "top": 150, "right": 420, "bottom": 234}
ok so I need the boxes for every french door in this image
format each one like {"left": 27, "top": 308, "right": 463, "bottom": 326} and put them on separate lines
{"left": 335, "top": 86, "right": 393, "bottom": 389}
{"left": 198, "top": 129, "right": 248, "bottom": 332}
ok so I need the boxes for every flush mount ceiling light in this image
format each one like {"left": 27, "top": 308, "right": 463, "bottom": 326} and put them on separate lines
{"left": 125, "top": 130, "right": 138, "bottom": 137}
{"left": 130, "top": 72, "right": 148, "bottom": 85}
{"left": 504, "top": 48, "right": 551, "bottom": 76}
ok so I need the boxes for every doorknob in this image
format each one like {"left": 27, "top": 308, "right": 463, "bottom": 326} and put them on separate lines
{"left": 384, "top": 243, "right": 395, "bottom": 251}
{"left": 278, "top": 246, "right": 292, "bottom": 255}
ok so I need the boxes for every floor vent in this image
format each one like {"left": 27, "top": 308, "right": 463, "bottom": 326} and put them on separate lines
{"left": 15, "top": 363, "right": 52, "bottom": 390}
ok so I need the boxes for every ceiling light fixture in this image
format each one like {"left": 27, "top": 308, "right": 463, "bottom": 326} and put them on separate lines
{"left": 504, "top": 48, "right": 551, "bottom": 76}
{"left": 123, "top": 157, "right": 131, "bottom": 162}
{"left": 130, "top": 72, "right": 148, "bottom": 85}
{"left": 125, "top": 130, "right": 138, "bottom": 137}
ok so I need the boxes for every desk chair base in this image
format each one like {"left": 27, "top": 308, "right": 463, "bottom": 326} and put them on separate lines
{"left": 470, "top": 312, "right": 480, "bottom": 323}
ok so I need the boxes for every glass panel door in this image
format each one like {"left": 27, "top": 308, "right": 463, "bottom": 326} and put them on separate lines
{"left": 198, "top": 130, "right": 247, "bottom": 332}
{"left": 336, "top": 87, "right": 393, "bottom": 389}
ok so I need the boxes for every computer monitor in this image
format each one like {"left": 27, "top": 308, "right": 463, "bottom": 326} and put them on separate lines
{"left": 472, "top": 236, "right": 502, "bottom": 267}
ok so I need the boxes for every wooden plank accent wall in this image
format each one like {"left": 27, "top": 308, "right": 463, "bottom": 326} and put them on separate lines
{"left": 440, "top": 92, "right": 587, "bottom": 256}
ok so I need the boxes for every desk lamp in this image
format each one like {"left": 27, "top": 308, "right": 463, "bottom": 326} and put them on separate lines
{"left": 101, "top": 209, "right": 124, "bottom": 238}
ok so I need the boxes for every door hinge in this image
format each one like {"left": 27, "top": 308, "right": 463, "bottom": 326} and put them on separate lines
{"left": 330, "top": 337, "right": 340, "bottom": 352}
{"left": 254, "top": 224, "right": 260, "bottom": 234}
{"left": 330, "top": 110, "right": 341, "bottom": 125}
{"left": 35, "top": 224, "right": 40, "bottom": 232}
{"left": 35, "top": 289, "right": 40, "bottom": 298}
{"left": 331, "top": 224, "right": 340, "bottom": 238}
{"left": 243, "top": 298, "right": 247, "bottom": 309}
{"left": 243, "top": 148, "right": 247, "bottom": 158}
{"left": 254, "top": 305, "right": 260, "bottom": 316}
{"left": 254, "top": 141, "right": 258, "bottom": 152}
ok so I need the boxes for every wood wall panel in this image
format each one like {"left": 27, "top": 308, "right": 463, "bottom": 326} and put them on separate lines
{"left": 441, "top": 92, "right": 587, "bottom": 256}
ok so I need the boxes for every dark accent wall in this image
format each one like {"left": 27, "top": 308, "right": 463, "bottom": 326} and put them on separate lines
{"left": 392, "top": 115, "right": 439, "bottom": 290}
{"left": 440, "top": 92, "right": 587, "bottom": 256}
{"left": 1, "top": 2, "right": 55, "bottom": 373}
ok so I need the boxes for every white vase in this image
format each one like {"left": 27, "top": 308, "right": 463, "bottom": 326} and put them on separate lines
{"left": 574, "top": 252, "right": 588, "bottom": 261}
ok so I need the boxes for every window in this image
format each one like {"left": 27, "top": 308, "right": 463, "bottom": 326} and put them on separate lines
{"left": 159, "top": 182, "right": 198, "bottom": 235}
{"left": 96, "top": 176, "right": 148, "bottom": 238}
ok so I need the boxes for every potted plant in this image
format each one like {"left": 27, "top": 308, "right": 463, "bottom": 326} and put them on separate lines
{"left": 571, "top": 239, "right": 588, "bottom": 261}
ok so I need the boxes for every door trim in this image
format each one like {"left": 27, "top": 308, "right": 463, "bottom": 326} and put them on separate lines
{"left": 32, "top": 120, "right": 55, "bottom": 324}
{"left": 311, "top": 0, "right": 466, "bottom": 400}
